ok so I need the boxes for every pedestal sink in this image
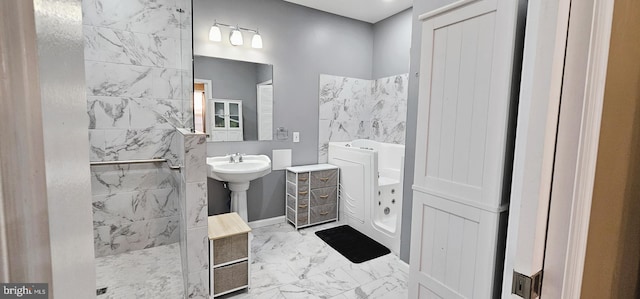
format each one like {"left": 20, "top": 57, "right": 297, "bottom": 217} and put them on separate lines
{"left": 207, "top": 155, "right": 272, "bottom": 222}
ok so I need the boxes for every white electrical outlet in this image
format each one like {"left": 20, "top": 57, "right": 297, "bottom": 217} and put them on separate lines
{"left": 293, "top": 132, "right": 300, "bottom": 143}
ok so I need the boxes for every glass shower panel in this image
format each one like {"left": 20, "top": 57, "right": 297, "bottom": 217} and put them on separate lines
{"left": 180, "top": 0, "right": 194, "bottom": 130}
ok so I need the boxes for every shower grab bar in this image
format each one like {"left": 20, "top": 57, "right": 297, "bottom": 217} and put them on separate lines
{"left": 89, "top": 158, "right": 182, "bottom": 170}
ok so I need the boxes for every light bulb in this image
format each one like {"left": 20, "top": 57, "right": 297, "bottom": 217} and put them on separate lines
{"left": 229, "top": 28, "right": 243, "bottom": 46}
{"left": 251, "top": 32, "right": 263, "bottom": 49}
{"left": 208, "top": 24, "right": 221, "bottom": 42}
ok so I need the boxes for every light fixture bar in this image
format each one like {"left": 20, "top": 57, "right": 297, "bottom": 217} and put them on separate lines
{"left": 209, "top": 20, "right": 263, "bottom": 48}
{"left": 214, "top": 22, "right": 258, "bottom": 34}
{"left": 238, "top": 27, "right": 259, "bottom": 34}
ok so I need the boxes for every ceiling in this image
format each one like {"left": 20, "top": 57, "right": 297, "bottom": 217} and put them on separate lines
{"left": 282, "top": 0, "right": 413, "bottom": 24}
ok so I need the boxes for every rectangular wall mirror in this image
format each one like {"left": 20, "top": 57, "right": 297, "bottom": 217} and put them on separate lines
{"left": 193, "top": 55, "right": 274, "bottom": 142}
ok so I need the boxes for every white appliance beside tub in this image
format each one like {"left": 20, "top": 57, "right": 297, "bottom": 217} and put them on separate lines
{"left": 328, "top": 139, "right": 404, "bottom": 255}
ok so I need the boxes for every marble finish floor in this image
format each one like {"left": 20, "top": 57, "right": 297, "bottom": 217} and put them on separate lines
{"left": 95, "top": 243, "right": 184, "bottom": 299}
{"left": 222, "top": 222, "right": 408, "bottom": 299}
{"left": 94, "top": 222, "right": 407, "bottom": 299}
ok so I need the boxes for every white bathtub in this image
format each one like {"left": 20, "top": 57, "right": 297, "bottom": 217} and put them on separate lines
{"left": 328, "top": 139, "right": 404, "bottom": 254}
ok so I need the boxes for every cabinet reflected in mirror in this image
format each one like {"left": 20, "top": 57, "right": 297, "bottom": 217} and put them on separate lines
{"left": 212, "top": 99, "right": 243, "bottom": 141}
{"left": 193, "top": 55, "right": 273, "bottom": 142}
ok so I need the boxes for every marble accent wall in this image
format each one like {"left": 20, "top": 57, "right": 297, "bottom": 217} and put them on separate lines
{"left": 175, "top": 129, "right": 209, "bottom": 298}
{"left": 84, "top": 0, "right": 193, "bottom": 257}
{"left": 370, "top": 75, "right": 409, "bottom": 144}
{"left": 318, "top": 74, "right": 409, "bottom": 162}
{"left": 91, "top": 164, "right": 179, "bottom": 257}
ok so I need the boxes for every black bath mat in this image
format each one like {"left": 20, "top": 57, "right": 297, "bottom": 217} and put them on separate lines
{"left": 315, "top": 225, "right": 390, "bottom": 263}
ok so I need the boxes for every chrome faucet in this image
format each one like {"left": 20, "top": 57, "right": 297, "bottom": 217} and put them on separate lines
{"left": 229, "top": 153, "right": 244, "bottom": 163}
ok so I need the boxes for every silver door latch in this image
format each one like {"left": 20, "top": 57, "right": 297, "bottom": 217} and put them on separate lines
{"left": 512, "top": 270, "right": 543, "bottom": 299}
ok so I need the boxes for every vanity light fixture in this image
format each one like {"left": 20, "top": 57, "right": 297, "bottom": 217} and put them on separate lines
{"left": 208, "top": 22, "right": 222, "bottom": 42}
{"left": 229, "top": 27, "right": 244, "bottom": 46}
{"left": 208, "top": 20, "right": 263, "bottom": 49}
{"left": 251, "top": 31, "right": 263, "bottom": 49}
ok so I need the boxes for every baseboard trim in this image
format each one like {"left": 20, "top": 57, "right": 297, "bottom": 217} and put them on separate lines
{"left": 248, "top": 216, "right": 286, "bottom": 229}
{"left": 398, "top": 259, "right": 410, "bottom": 274}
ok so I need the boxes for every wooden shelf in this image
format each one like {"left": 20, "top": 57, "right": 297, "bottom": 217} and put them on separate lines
{"left": 209, "top": 212, "right": 252, "bottom": 297}
{"left": 208, "top": 212, "right": 251, "bottom": 240}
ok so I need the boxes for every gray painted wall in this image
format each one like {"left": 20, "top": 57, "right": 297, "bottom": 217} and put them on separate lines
{"left": 372, "top": 8, "right": 413, "bottom": 79}
{"left": 194, "top": 56, "right": 263, "bottom": 140}
{"left": 194, "top": 0, "right": 374, "bottom": 221}
{"left": 400, "top": 0, "right": 458, "bottom": 263}
{"left": 257, "top": 63, "right": 273, "bottom": 84}
{"left": 195, "top": 0, "right": 425, "bottom": 264}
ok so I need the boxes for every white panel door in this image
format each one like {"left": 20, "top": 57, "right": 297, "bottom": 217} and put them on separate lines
{"left": 414, "top": 0, "right": 519, "bottom": 210}
{"left": 410, "top": 192, "right": 502, "bottom": 298}
{"left": 410, "top": 0, "right": 523, "bottom": 298}
{"left": 420, "top": 11, "right": 496, "bottom": 207}
{"left": 257, "top": 84, "right": 273, "bottom": 140}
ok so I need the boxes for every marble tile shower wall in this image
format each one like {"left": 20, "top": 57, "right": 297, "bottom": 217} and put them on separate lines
{"left": 84, "top": 0, "right": 193, "bottom": 257}
{"left": 318, "top": 74, "right": 409, "bottom": 162}
{"left": 175, "top": 129, "right": 209, "bottom": 298}
{"left": 91, "top": 164, "right": 179, "bottom": 257}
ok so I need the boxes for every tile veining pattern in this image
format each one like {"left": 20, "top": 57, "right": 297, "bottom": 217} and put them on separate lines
{"left": 220, "top": 222, "right": 408, "bottom": 299}
{"left": 84, "top": 0, "right": 193, "bottom": 257}
{"left": 91, "top": 163, "right": 180, "bottom": 257}
{"left": 176, "top": 129, "right": 210, "bottom": 298}
{"left": 319, "top": 74, "right": 409, "bottom": 162}
{"left": 95, "top": 243, "right": 184, "bottom": 298}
